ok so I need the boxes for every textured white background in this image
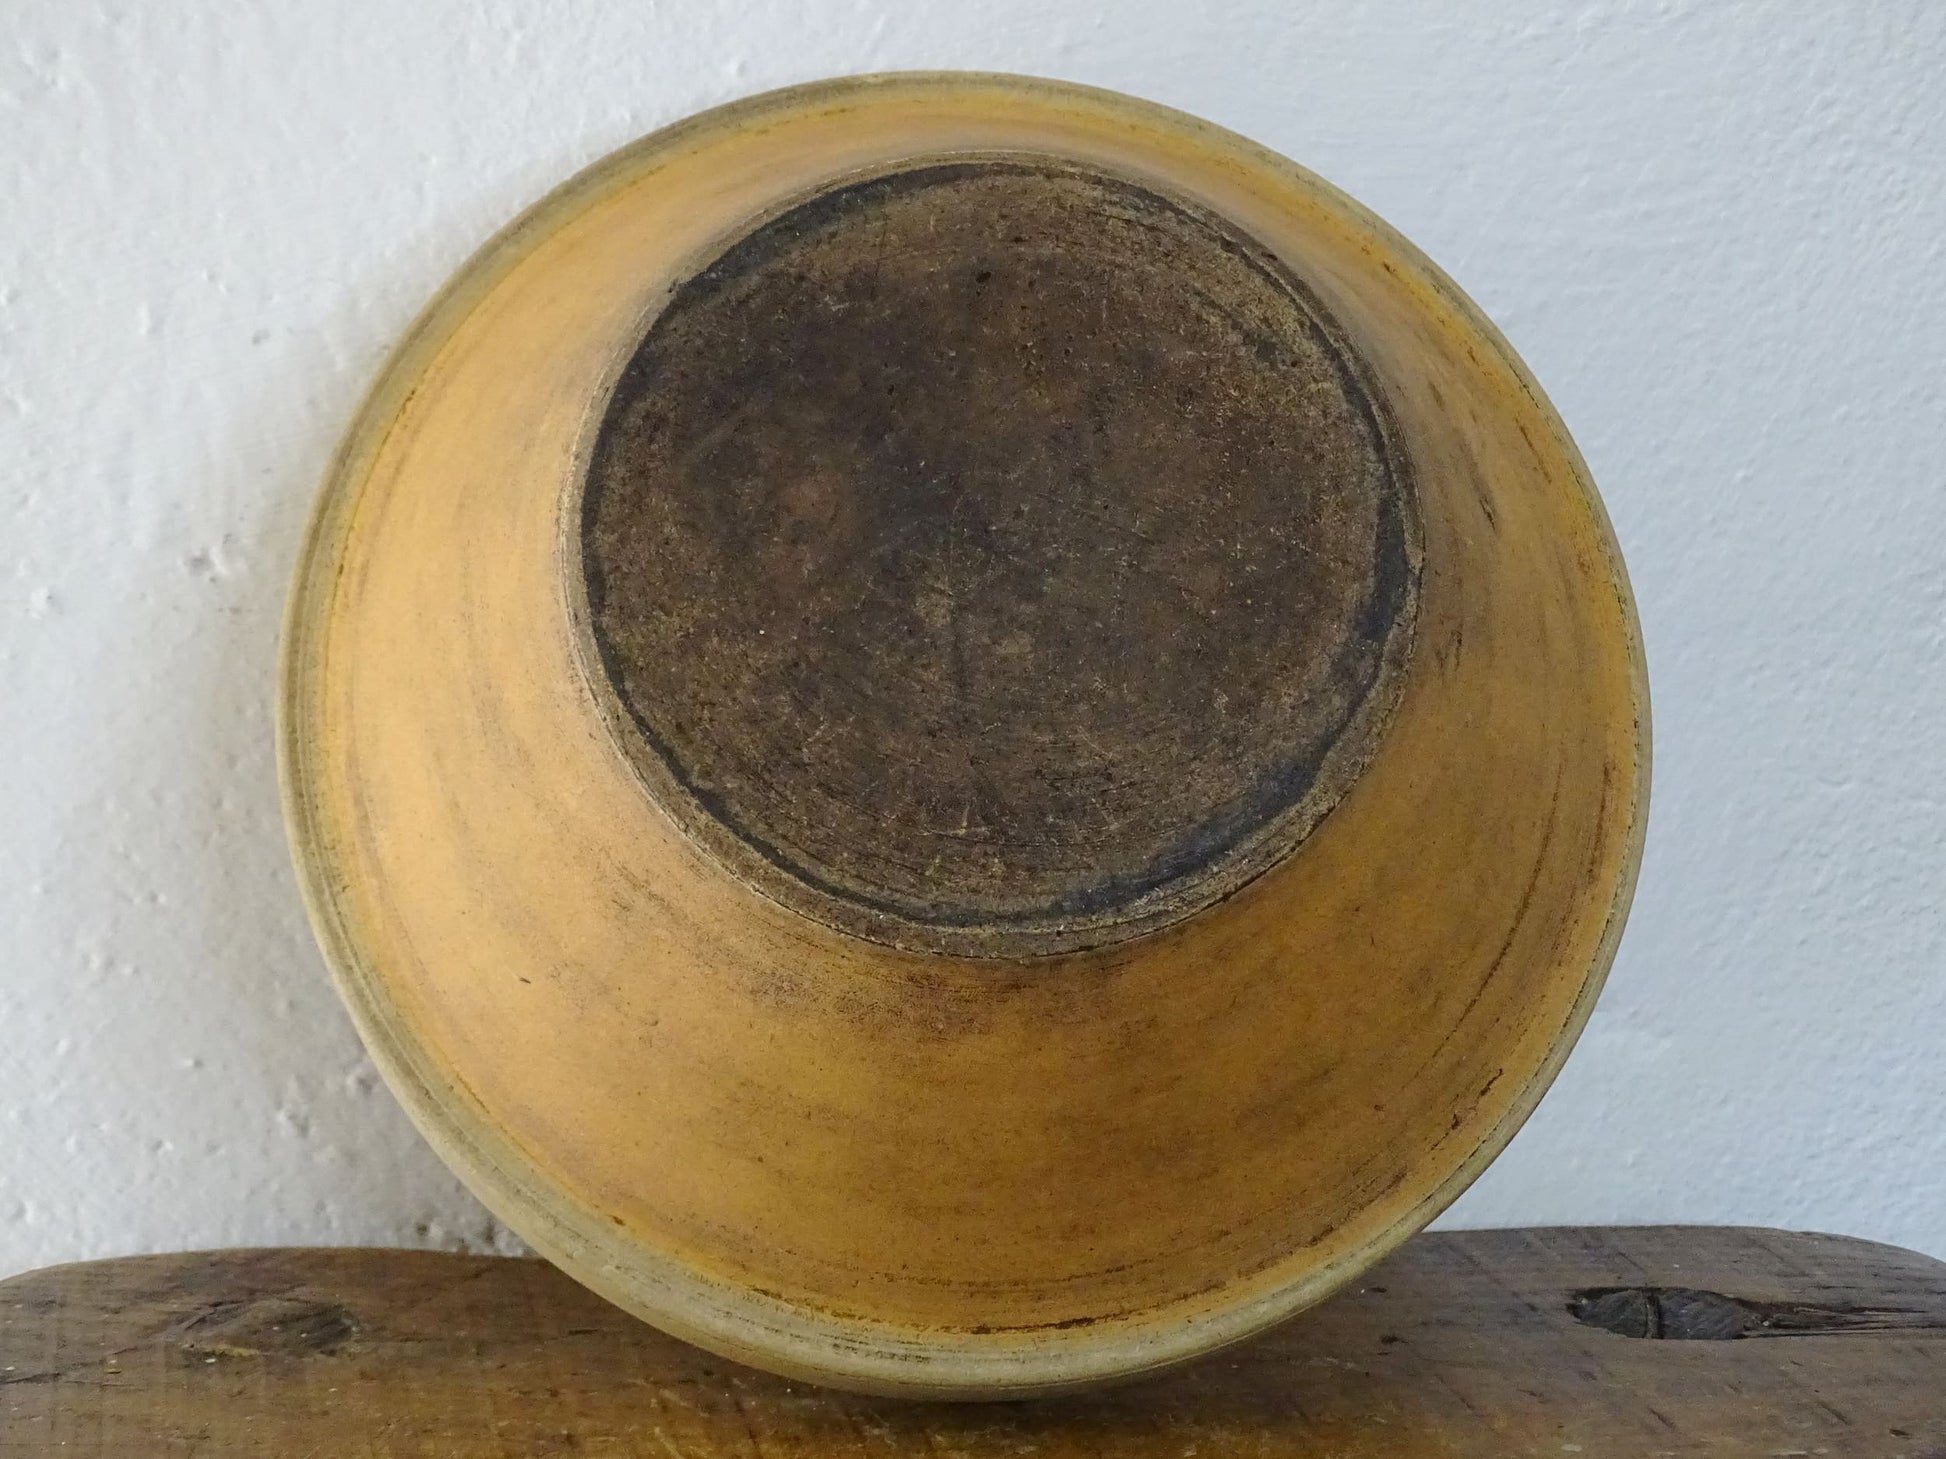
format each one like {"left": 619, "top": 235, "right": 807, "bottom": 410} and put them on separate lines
{"left": 3, "top": 1, "right": 1943, "bottom": 1276}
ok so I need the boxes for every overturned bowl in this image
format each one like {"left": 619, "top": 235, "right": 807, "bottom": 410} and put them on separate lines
{"left": 280, "top": 72, "right": 1648, "bottom": 1398}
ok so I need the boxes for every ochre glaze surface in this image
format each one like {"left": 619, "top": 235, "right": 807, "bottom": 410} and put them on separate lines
{"left": 581, "top": 159, "right": 1417, "bottom": 955}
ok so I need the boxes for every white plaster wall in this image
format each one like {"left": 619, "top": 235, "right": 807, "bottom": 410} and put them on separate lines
{"left": 3, "top": 0, "right": 1943, "bottom": 1277}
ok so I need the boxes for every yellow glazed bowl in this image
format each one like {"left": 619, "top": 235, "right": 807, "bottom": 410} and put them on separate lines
{"left": 280, "top": 72, "right": 1648, "bottom": 1398}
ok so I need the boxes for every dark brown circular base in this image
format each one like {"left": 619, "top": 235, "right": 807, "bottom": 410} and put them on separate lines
{"left": 577, "top": 157, "right": 1419, "bottom": 957}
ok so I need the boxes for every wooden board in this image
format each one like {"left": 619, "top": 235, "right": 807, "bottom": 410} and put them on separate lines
{"left": 4, "top": 1227, "right": 1942, "bottom": 1456}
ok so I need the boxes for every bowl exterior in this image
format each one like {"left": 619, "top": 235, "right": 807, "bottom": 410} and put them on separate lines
{"left": 279, "top": 72, "right": 1648, "bottom": 1397}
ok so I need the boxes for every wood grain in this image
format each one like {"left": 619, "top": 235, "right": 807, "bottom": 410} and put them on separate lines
{"left": 6, "top": 1229, "right": 1942, "bottom": 1456}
